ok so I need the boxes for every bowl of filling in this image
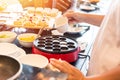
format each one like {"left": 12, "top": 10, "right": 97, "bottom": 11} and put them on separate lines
{"left": 0, "top": 31, "right": 17, "bottom": 43}
{"left": 17, "top": 33, "right": 37, "bottom": 48}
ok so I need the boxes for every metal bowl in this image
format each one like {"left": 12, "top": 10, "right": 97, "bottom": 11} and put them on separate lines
{"left": 0, "top": 55, "right": 22, "bottom": 80}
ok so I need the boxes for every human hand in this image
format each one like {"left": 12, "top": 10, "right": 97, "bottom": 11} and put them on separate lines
{"left": 50, "top": 58, "right": 85, "bottom": 80}
{"left": 63, "top": 10, "right": 81, "bottom": 24}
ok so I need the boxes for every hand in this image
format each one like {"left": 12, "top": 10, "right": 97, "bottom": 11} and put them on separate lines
{"left": 50, "top": 59, "right": 85, "bottom": 80}
{"left": 63, "top": 10, "right": 81, "bottom": 24}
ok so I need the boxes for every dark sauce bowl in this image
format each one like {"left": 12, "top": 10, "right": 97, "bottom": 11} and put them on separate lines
{"left": 0, "top": 55, "right": 22, "bottom": 80}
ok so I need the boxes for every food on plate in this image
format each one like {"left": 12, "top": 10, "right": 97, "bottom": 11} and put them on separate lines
{"left": 36, "top": 7, "right": 44, "bottom": 15}
{"left": 7, "top": 7, "right": 62, "bottom": 29}
{"left": 13, "top": 14, "right": 50, "bottom": 28}
{"left": 37, "top": 20, "right": 49, "bottom": 28}
{"left": 23, "top": 21, "right": 36, "bottom": 27}
{"left": 26, "top": 7, "right": 61, "bottom": 17}
{"left": 14, "top": 20, "right": 23, "bottom": 26}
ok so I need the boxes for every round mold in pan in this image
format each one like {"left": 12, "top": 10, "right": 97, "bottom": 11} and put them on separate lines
{"left": 33, "top": 35, "right": 78, "bottom": 54}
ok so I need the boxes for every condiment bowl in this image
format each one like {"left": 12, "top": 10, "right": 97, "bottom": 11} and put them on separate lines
{"left": 0, "top": 31, "right": 17, "bottom": 43}
{"left": 17, "top": 33, "right": 37, "bottom": 48}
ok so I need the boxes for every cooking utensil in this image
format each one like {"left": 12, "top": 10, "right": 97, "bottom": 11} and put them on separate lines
{"left": 0, "top": 55, "right": 22, "bottom": 80}
{"left": 32, "top": 35, "right": 80, "bottom": 62}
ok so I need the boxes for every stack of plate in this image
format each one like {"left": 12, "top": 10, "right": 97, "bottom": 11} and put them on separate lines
{"left": 0, "top": 43, "right": 26, "bottom": 58}
{"left": 0, "top": 43, "right": 49, "bottom": 68}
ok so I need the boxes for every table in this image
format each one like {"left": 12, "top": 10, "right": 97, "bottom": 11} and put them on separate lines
{"left": 13, "top": 23, "right": 99, "bottom": 77}
{"left": 0, "top": 22, "right": 99, "bottom": 79}
{"left": 70, "top": 23, "right": 99, "bottom": 75}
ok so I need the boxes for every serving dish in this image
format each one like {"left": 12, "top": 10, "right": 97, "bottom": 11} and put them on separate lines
{"left": 4, "top": 7, "right": 62, "bottom": 29}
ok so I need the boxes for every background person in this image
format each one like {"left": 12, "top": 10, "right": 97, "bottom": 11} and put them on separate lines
{"left": 63, "top": 10, "right": 104, "bottom": 26}
{"left": 49, "top": 0, "right": 120, "bottom": 80}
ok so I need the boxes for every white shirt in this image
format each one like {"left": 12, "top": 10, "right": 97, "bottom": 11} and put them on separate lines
{"left": 87, "top": 0, "right": 120, "bottom": 75}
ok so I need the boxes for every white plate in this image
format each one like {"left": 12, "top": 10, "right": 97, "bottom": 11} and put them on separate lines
{"left": 9, "top": 48, "right": 26, "bottom": 59}
{"left": 19, "top": 54, "right": 49, "bottom": 68}
{"left": 0, "top": 43, "right": 26, "bottom": 59}
{"left": 0, "top": 43, "right": 18, "bottom": 55}
{"left": 80, "top": 5, "right": 96, "bottom": 11}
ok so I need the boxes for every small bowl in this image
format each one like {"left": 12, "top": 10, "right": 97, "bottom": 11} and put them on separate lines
{"left": 0, "top": 55, "right": 22, "bottom": 80}
{"left": 0, "top": 43, "right": 19, "bottom": 56}
{"left": 0, "top": 31, "right": 17, "bottom": 43}
{"left": 17, "top": 33, "right": 37, "bottom": 48}
{"left": 55, "top": 16, "right": 68, "bottom": 33}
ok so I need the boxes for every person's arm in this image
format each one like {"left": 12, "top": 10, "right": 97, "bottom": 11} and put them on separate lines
{"left": 64, "top": 11, "right": 104, "bottom": 26}
{"left": 50, "top": 59, "right": 120, "bottom": 80}
{"left": 79, "top": 13, "right": 104, "bottom": 26}
{"left": 86, "top": 66, "right": 120, "bottom": 80}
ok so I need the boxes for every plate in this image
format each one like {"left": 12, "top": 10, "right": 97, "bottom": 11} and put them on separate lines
{"left": 19, "top": 54, "right": 49, "bottom": 68}
{"left": 80, "top": 5, "right": 97, "bottom": 12}
{"left": 64, "top": 24, "right": 90, "bottom": 38}
{"left": 10, "top": 48, "right": 26, "bottom": 59}
{"left": 0, "top": 43, "right": 18, "bottom": 55}
{"left": 0, "top": 43, "right": 26, "bottom": 58}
